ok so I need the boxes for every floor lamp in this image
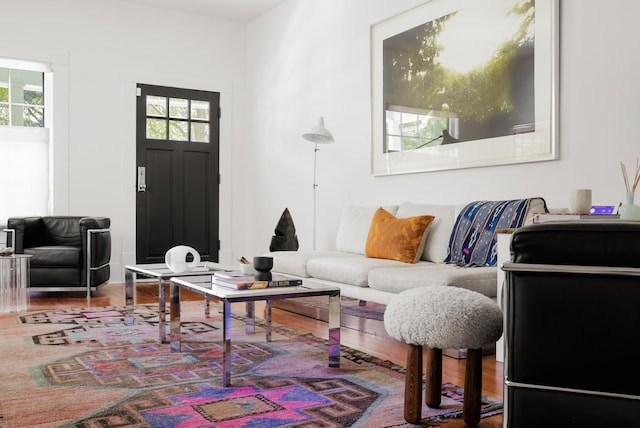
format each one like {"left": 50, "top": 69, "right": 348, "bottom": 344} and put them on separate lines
{"left": 302, "top": 116, "right": 334, "bottom": 251}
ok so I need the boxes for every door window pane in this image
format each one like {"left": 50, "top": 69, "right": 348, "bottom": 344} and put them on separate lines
{"left": 146, "top": 96, "right": 166, "bottom": 117}
{"left": 191, "top": 122, "right": 209, "bottom": 143}
{"left": 191, "top": 100, "right": 209, "bottom": 120}
{"left": 169, "top": 98, "right": 188, "bottom": 119}
{"left": 143, "top": 91, "right": 213, "bottom": 143}
{"left": 169, "top": 120, "right": 188, "bottom": 141}
{"left": 146, "top": 118, "right": 167, "bottom": 139}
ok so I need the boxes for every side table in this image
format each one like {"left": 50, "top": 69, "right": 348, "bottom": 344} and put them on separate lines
{"left": 0, "top": 254, "right": 31, "bottom": 313}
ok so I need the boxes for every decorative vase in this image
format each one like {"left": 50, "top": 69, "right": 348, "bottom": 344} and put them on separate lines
{"left": 165, "top": 245, "right": 201, "bottom": 273}
{"left": 619, "top": 192, "right": 640, "bottom": 220}
{"left": 253, "top": 256, "right": 273, "bottom": 281}
{"left": 569, "top": 189, "right": 592, "bottom": 214}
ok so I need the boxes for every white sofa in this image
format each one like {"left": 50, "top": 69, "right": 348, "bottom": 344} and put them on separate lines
{"left": 266, "top": 199, "right": 547, "bottom": 305}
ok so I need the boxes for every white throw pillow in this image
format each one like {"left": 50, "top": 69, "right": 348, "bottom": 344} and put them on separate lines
{"left": 396, "top": 202, "right": 457, "bottom": 263}
{"left": 335, "top": 205, "right": 398, "bottom": 255}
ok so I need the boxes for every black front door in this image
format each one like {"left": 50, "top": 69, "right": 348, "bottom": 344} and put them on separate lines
{"left": 135, "top": 84, "right": 220, "bottom": 264}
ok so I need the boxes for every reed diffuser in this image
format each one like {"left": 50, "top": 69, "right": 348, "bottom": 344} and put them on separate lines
{"left": 620, "top": 160, "right": 640, "bottom": 194}
{"left": 619, "top": 160, "right": 640, "bottom": 220}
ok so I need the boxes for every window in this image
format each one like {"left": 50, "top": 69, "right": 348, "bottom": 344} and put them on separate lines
{"left": 145, "top": 95, "right": 211, "bottom": 143}
{"left": 0, "top": 59, "right": 51, "bottom": 225}
{"left": 385, "top": 104, "right": 459, "bottom": 152}
{"left": 0, "top": 67, "right": 45, "bottom": 127}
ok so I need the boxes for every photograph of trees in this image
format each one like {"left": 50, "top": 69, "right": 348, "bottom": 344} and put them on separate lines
{"left": 383, "top": 0, "right": 535, "bottom": 153}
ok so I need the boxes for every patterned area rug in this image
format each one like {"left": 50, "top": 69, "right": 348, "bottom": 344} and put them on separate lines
{"left": 19, "top": 304, "right": 161, "bottom": 325}
{"left": 0, "top": 301, "right": 502, "bottom": 427}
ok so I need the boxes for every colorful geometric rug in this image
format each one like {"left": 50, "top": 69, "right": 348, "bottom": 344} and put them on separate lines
{"left": 19, "top": 304, "right": 161, "bottom": 325}
{"left": 0, "top": 302, "right": 502, "bottom": 427}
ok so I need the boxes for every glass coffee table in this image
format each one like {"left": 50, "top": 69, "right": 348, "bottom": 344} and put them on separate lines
{"left": 123, "top": 262, "right": 234, "bottom": 343}
{"left": 169, "top": 275, "right": 341, "bottom": 387}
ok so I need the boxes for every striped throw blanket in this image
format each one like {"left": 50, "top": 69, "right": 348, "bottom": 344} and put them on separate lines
{"left": 444, "top": 199, "right": 532, "bottom": 267}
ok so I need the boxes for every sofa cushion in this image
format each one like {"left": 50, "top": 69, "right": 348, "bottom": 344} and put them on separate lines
{"left": 445, "top": 198, "right": 547, "bottom": 267}
{"left": 335, "top": 205, "right": 398, "bottom": 254}
{"left": 368, "top": 265, "right": 497, "bottom": 297}
{"left": 267, "top": 250, "right": 350, "bottom": 278}
{"left": 395, "top": 202, "right": 457, "bottom": 263}
{"left": 307, "top": 255, "right": 414, "bottom": 287}
{"left": 365, "top": 207, "right": 435, "bottom": 263}
{"left": 42, "top": 216, "right": 83, "bottom": 246}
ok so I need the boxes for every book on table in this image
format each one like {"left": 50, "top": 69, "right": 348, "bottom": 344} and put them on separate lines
{"left": 212, "top": 272, "right": 303, "bottom": 290}
{"left": 533, "top": 213, "right": 620, "bottom": 223}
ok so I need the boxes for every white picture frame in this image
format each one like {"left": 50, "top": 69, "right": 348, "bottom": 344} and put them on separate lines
{"left": 370, "top": 0, "right": 559, "bottom": 176}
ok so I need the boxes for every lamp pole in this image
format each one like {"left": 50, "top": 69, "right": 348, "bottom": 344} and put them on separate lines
{"left": 313, "top": 143, "right": 319, "bottom": 250}
{"left": 302, "top": 117, "right": 334, "bottom": 251}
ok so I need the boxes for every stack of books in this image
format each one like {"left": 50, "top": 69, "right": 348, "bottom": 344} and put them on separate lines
{"left": 212, "top": 271, "right": 303, "bottom": 290}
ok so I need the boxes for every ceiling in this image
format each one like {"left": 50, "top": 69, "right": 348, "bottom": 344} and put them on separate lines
{"left": 117, "top": 0, "right": 286, "bottom": 22}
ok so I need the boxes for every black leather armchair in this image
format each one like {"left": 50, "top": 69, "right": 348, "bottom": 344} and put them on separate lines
{"left": 5, "top": 216, "right": 111, "bottom": 296}
{"left": 502, "top": 221, "right": 640, "bottom": 427}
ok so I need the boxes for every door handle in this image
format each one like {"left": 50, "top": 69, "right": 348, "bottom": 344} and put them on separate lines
{"left": 137, "top": 166, "right": 147, "bottom": 192}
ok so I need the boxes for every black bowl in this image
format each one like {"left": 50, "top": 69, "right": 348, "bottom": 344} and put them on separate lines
{"left": 253, "top": 256, "right": 273, "bottom": 272}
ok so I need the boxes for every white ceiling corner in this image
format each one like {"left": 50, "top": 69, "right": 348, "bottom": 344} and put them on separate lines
{"left": 116, "top": 0, "right": 286, "bottom": 22}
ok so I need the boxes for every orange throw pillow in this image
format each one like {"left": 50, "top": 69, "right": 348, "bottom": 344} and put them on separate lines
{"left": 365, "top": 207, "right": 435, "bottom": 263}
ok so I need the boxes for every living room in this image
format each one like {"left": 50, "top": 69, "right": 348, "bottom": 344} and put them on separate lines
{"left": 1, "top": 0, "right": 638, "bottom": 426}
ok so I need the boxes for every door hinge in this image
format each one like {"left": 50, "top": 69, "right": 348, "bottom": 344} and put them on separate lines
{"left": 218, "top": 240, "right": 221, "bottom": 250}
{"left": 218, "top": 174, "right": 221, "bottom": 184}
{"left": 218, "top": 107, "right": 221, "bottom": 118}
{"left": 136, "top": 86, "right": 141, "bottom": 97}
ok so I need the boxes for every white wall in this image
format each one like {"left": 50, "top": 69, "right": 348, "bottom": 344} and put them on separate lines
{"left": 0, "top": 0, "right": 246, "bottom": 280}
{"left": 2, "top": 0, "right": 639, "bottom": 282}
{"left": 243, "top": 0, "right": 640, "bottom": 256}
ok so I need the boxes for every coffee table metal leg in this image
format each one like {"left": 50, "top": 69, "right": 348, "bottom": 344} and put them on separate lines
{"left": 204, "top": 296, "right": 210, "bottom": 318}
{"left": 265, "top": 300, "right": 272, "bottom": 342}
{"left": 223, "top": 299, "right": 232, "bottom": 387}
{"left": 124, "top": 269, "right": 135, "bottom": 326}
{"left": 159, "top": 279, "right": 167, "bottom": 343}
{"left": 245, "top": 301, "right": 255, "bottom": 334}
{"left": 169, "top": 283, "right": 181, "bottom": 352}
{"left": 327, "top": 291, "right": 341, "bottom": 368}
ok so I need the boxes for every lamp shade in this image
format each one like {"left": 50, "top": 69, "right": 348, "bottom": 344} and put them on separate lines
{"left": 302, "top": 116, "right": 334, "bottom": 144}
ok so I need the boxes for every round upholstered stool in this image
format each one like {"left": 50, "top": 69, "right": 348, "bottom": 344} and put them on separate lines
{"left": 384, "top": 286, "right": 503, "bottom": 426}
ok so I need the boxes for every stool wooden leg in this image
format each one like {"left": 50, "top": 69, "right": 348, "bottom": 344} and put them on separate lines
{"left": 425, "top": 347, "right": 442, "bottom": 408}
{"left": 404, "top": 344, "right": 423, "bottom": 424}
{"left": 463, "top": 348, "right": 483, "bottom": 426}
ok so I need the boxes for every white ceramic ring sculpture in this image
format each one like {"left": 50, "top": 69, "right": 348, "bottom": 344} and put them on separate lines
{"left": 165, "top": 245, "right": 201, "bottom": 273}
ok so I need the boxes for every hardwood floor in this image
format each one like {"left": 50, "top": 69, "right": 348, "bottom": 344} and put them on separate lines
{"left": 25, "top": 282, "right": 504, "bottom": 428}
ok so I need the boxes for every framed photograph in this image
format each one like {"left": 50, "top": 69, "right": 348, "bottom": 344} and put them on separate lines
{"left": 370, "top": 0, "right": 559, "bottom": 176}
